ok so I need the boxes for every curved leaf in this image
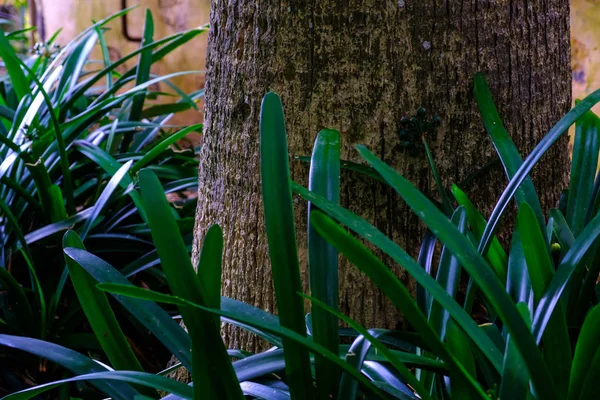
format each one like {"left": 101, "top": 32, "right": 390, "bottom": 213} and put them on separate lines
{"left": 1, "top": 371, "right": 192, "bottom": 400}
{"left": 0, "top": 334, "right": 138, "bottom": 400}
{"left": 354, "top": 145, "right": 556, "bottom": 400}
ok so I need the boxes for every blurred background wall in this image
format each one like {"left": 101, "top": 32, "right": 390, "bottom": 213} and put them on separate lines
{"left": 572, "top": 0, "right": 600, "bottom": 114}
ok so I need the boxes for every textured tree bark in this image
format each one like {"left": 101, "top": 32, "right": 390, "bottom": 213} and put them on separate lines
{"left": 194, "top": 0, "right": 571, "bottom": 352}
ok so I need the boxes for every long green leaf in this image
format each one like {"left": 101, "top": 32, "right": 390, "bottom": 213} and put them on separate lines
{"left": 40, "top": 6, "right": 137, "bottom": 82}
{"left": 0, "top": 196, "right": 34, "bottom": 265}
{"left": 293, "top": 182, "right": 503, "bottom": 370}
{"left": 519, "top": 203, "right": 555, "bottom": 303}
{"left": 531, "top": 209, "right": 600, "bottom": 342}
{"left": 63, "top": 29, "right": 205, "bottom": 113}
{"left": 62, "top": 231, "right": 147, "bottom": 379}
{"left": 55, "top": 30, "right": 98, "bottom": 102}
{"left": 95, "top": 283, "right": 387, "bottom": 400}
{"left": 62, "top": 247, "right": 192, "bottom": 370}
{"left": 417, "top": 230, "right": 437, "bottom": 313}
{"left": 567, "top": 111, "right": 600, "bottom": 236}
{"left": 446, "top": 320, "right": 478, "bottom": 399}
{"left": 354, "top": 144, "right": 557, "bottom": 400}
{"left": 307, "top": 295, "right": 431, "bottom": 400}
{"left": 308, "top": 128, "right": 341, "bottom": 400}
{"left": 569, "top": 304, "right": 600, "bottom": 400}
{"left": 499, "top": 303, "right": 531, "bottom": 400}
{"left": 478, "top": 87, "right": 600, "bottom": 256}
{"left": 0, "top": 29, "right": 30, "bottom": 100}
{"left": 423, "top": 137, "right": 453, "bottom": 215}
{"left": 197, "top": 224, "right": 223, "bottom": 309}
{"left": 451, "top": 184, "right": 507, "bottom": 282}
{"left": 130, "top": 124, "right": 202, "bottom": 174}
{"left": 122, "top": 9, "right": 154, "bottom": 151}
{"left": 260, "top": 92, "right": 313, "bottom": 399}
{"left": 1, "top": 371, "right": 192, "bottom": 400}
{"left": 75, "top": 140, "right": 147, "bottom": 222}
{"left": 519, "top": 203, "right": 571, "bottom": 398}
{"left": 506, "top": 227, "right": 532, "bottom": 305}
{"left": 97, "top": 282, "right": 284, "bottom": 347}
{"left": 428, "top": 206, "right": 467, "bottom": 340}
{"left": 139, "top": 169, "right": 243, "bottom": 400}
{"left": 474, "top": 73, "right": 544, "bottom": 226}
{"left": 80, "top": 160, "right": 133, "bottom": 239}
{"left": 0, "top": 334, "right": 139, "bottom": 400}
{"left": 550, "top": 208, "right": 575, "bottom": 252}
{"left": 309, "top": 211, "right": 489, "bottom": 399}
{"left": 93, "top": 25, "right": 113, "bottom": 91}
{"left": 17, "top": 60, "right": 74, "bottom": 214}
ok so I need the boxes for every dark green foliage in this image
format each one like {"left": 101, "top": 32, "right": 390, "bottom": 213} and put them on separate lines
{"left": 0, "top": 8, "right": 204, "bottom": 397}
{"left": 3, "top": 16, "right": 600, "bottom": 399}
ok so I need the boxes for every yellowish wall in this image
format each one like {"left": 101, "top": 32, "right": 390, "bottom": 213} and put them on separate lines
{"left": 572, "top": 0, "right": 600, "bottom": 112}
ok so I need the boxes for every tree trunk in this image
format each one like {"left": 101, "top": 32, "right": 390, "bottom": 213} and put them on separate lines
{"left": 194, "top": 0, "right": 571, "bottom": 352}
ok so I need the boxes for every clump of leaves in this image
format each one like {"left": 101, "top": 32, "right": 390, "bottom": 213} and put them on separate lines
{"left": 0, "top": 8, "right": 205, "bottom": 391}
{"left": 3, "top": 71, "right": 600, "bottom": 399}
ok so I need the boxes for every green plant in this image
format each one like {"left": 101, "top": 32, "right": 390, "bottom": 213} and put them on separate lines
{"left": 0, "top": 8, "right": 205, "bottom": 392}
{"left": 4, "top": 71, "right": 600, "bottom": 400}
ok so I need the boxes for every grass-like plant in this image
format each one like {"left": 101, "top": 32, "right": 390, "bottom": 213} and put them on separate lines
{"left": 0, "top": 8, "right": 205, "bottom": 390}
{"left": 3, "top": 38, "right": 600, "bottom": 399}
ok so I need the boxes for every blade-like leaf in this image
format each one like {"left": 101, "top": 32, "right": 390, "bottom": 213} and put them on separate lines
{"left": 569, "top": 304, "right": 600, "bottom": 400}
{"left": 121, "top": 9, "right": 154, "bottom": 151}
{"left": 197, "top": 224, "right": 223, "bottom": 309}
{"left": 1, "top": 371, "right": 193, "bottom": 400}
{"left": 566, "top": 111, "right": 600, "bottom": 236}
{"left": 428, "top": 206, "right": 467, "bottom": 340}
{"left": 0, "top": 29, "right": 30, "bottom": 100}
{"left": 519, "top": 203, "right": 571, "bottom": 398}
{"left": 309, "top": 211, "right": 488, "bottom": 399}
{"left": 417, "top": 230, "right": 437, "bottom": 313}
{"left": 474, "top": 73, "right": 544, "bottom": 227}
{"left": 95, "top": 282, "right": 387, "bottom": 399}
{"left": 62, "top": 247, "right": 192, "bottom": 370}
{"left": 550, "top": 209, "right": 575, "bottom": 252}
{"left": 80, "top": 160, "right": 133, "bottom": 239}
{"left": 532, "top": 209, "right": 600, "bottom": 342}
{"left": 260, "top": 92, "right": 313, "bottom": 399}
{"left": 423, "top": 137, "right": 453, "bottom": 215}
{"left": 506, "top": 227, "right": 532, "bottom": 305}
{"left": 139, "top": 169, "right": 243, "bottom": 400}
{"left": 478, "top": 86, "right": 600, "bottom": 256}
{"left": 451, "top": 184, "right": 507, "bottom": 282}
{"left": 293, "top": 182, "right": 503, "bottom": 372}
{"left": 309, "top": 296, "right": 432, "bottom": 400}
{"left": 62, "top": 231, "right": 147, "bottom": 379}
{"left": 55, "top": 30, "right": 98, "bottom": 101}
{"left": 354, "top": 145, "right": 557, "bottom": 400}
{"left": 446, "top": 320, "right": 477, "bottom": 399}
{"left": 308, "top": 128, "right": 341, "bottom": 400}
{"left": 0, "top": 334, "right": 139, "bottom": 400}
{"left": 499, "top": 303, "right": 531, "bottom": 400}
{"left": 129, "top": 124, "right": 202, "bottom": 174}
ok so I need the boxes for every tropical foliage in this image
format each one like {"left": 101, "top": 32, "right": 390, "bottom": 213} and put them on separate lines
{"left": 3, "top": 9, "right": 600, "bottom": 400}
